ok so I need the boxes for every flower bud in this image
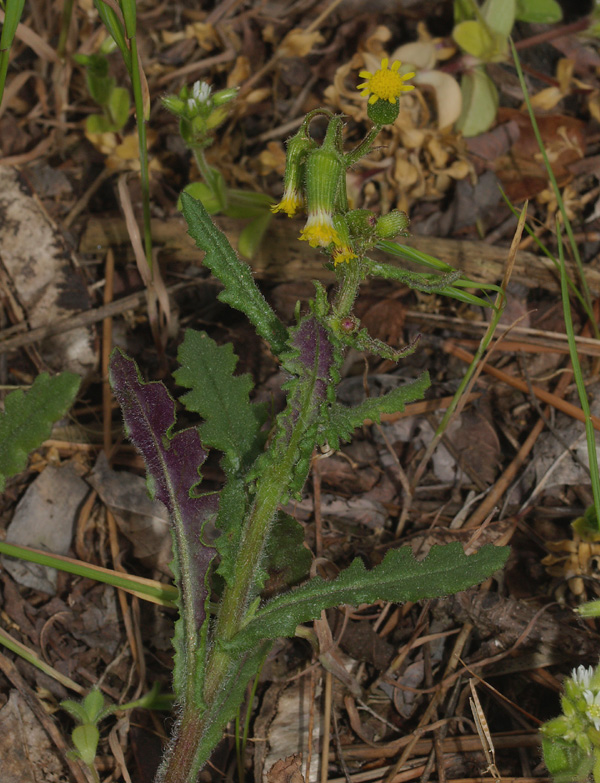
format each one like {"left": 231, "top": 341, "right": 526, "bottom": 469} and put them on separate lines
{"left": 213, "top": 87, "right": 238, "bottom": 106}
{"left": 271, "top": 127, "right": 315, "bottom": 217}
{"left": 162, "top": 95, "right": 187, "bottom": 117}
{"left": 375, "top": 210, "right": 410, "bottom": 238}
{"left": 298, "top": 118, "right": 346, "bottom": 248}
{"left": 346, "top": 209, "right": 376, "bottom": 237}
{"left": 206, "top": 105, "right": 229, "bottom": 130}
{"left": 331, "top": 215, "right": 357, "bottom": 265}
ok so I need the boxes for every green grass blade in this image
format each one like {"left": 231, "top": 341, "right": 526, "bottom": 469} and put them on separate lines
{"left": 510, "top": 38, "right": 598, "bottom": 339}
{"left": 0, "top": 0, "right": 27, "bottom": 122}
{"left": 500, "top": 188, "right": 590, "bottom": 314}
{"left": 0, "top": 625, "right": 84, "bottom": 693}
{"left": 0, "top": 541, "right": 178, "bottom": 606}
{"left": 376, "top": 239, "right": 503, "bottom": 307}
{"left": 557, "top": 225, "right": 600, "bottom": 531}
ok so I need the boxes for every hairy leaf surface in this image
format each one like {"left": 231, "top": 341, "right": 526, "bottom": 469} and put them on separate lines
{"left": 230, "top": 542, "right": 509, "bottom": 650}
{"left": 0, "top": 372, "right": 80, "bottom": 491}
{"left": 109, "top": 350, "right": 217, "bottom": 698}
{"left": 174, "top": 330, "right": 266, "bottom": 475}
{"left": 181, "top": 192, "right": 288, "bottom": 356}
{"left": 323, "top": 372, "right": 430, "bottom": 450}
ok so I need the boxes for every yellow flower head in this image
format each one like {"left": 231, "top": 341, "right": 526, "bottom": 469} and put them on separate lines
{"left": 271, "top": 188, "right": 304, "bottom": 217}
{"left": 299, "top": 209, "right": 341, "bottom": 248}
{"left": 357, "top": 58, "right": 415, "bottom": 104}
{"left": 332, "top": 245, "right": 357, "bottom": 266}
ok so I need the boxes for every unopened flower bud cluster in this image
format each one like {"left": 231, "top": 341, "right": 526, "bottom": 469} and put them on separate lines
{"left": 541, "top": 663, "right": 600, "bottom": 782}
{"left": 162, "top": 80, "right": 238, "bottom": 148}
{"left": 271, "top": 59, "right": 415, "bottom": 266}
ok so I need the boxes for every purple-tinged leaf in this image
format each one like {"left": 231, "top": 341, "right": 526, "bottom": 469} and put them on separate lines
{"left": 109, "top": 350, "right": 217, "bottom": 696}
{"left": 291, "top": 316, "right": 335, "bottom": 400}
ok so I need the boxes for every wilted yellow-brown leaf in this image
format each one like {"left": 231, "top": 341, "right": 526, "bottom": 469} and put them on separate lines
{"left": 362, "top": 25, "right": 392, "bottom": 56}
{"left": 185, "top": 22, "right": 219, "bottom": 51}
{"left": 529, "top": 86, "right": 564, "bottom": 111}
{"left": 427, "top": 137, "right": 449, "bottom": 168}
{"left": 228, "top": 56, "right": 251, "bottom": 87}
{"left": 246, "top": 87, "right": 271, "bottom": 104}
{"left": 258, "top": 142, "right": 286, "bottom": 176}
{"left": 277, "top": 29, "right": 324, "bottom": 58}
{"left": 394, "top": 157, "right": 419, "bottom": 186}
{"left": 445, "top": 159, "right": 471, "bottom": 179}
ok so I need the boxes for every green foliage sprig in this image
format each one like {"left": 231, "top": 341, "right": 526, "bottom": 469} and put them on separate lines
{"left": 74, "top": 43, "right": 131, "bottom": 134}
{"left": 163, "top": 80, "right": 275, "bottom": 259}
{"left": 0, "top": 372, "right": 80, "bottom": 491}
{"left": 110, "top": 73, "right": 509, "bottom": 783}
{"left": 452, "top": 0, "right": 563, "bottom": 136}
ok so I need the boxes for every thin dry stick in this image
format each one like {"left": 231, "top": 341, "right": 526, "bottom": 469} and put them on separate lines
{"left": 0, "top": 280, "right": 194, "bottom": 356}
{"left": 409, "top": 205, "right": 526, "bottom": 493}
{"left": 321, "top": 670, "right": 333, "bottom": 783}
{"left": 331, "top": 710, "right": 353, "bottom": 783}
{"left": 0, "top": 650, "right": 93, "bottom": 783}
{"left": 306, "top": 0, "right": 346, "bottom": 32}
{"left": 446, "top": 342, "right": 600, "bottom": 432}
{"left": 382, "top": 624, "right": 473, "bottom": 783}
{"left": 63, "top": 168, "right": 112, "bottom": 229}
{"left": 469, "top": 679, "right": 501, "bottom": 781}
{"left": 460, "top": 297, "right": 600, "bottom": 527}
{"left": 402, "top": 310, "right": 600, "bottom": 358}
{"left": 306, "top": 666, "right": 317, "bottom": 782}
{"left": 462, "top": 415, "right": 546, "bottom": 530}
{"left": 106, "top": 508, "right": 146, "bottom": 687}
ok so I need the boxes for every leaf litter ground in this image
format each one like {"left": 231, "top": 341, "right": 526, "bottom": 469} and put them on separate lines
{"left": 1, "top": 1, "right": 600, "bottom": 782}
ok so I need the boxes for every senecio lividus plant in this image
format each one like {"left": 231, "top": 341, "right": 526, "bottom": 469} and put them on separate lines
{"left": 109, "top": 60, "right": 509, "bottom": 783}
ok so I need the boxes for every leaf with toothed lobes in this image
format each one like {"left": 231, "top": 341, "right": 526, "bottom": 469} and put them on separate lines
{"left": 180, "top": 191, "right": 289, "bottom": 357}
{"left": 251, "top": 316, "right": 339, "bottom": 499}
{"left": 228, "top": 542, "right": 510, "bottom": 652}
{"left": 322, "top": 371, "right": 430, "bottom": 451}
{"left": 173, "top": 330, "right": 267, "bottom": 476}
{"left": 282, "top": 317, "right": 338, "bottom": 395}
{"left": 0, "top": 371, "right": 80, "bottom": 492}
{"left": 109, "top": 350, "right": 218, "bottom": 689}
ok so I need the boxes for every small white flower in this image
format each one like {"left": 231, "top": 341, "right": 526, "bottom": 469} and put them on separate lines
{"left": 584, "top": 689, "right": 600, "bottom": 730}
{"left": 571, "top": 665, "right": 594, "bottom": 689}
{"left": 191, "top": 80, "right": 211, "bottom": 105}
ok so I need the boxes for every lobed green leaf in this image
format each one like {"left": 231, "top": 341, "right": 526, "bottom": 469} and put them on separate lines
{"left": 174, "top": 330, "right": 267, "bottom": 476}
{"left": 0, "top": 373, "right": 80, "bottom": 492}
{"left": 323, "top": 372, "right": 430, "bottom": 450}
{"left": 180, "top": 192, "right": 288, "bottom": 356}
{"left": 231, "top": 542, "right": 509, "bottom": 651}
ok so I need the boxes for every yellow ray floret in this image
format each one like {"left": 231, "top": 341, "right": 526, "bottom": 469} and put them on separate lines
{"left": 332, "top": 245, "right": 357, "bottom": 266}
{"left": 357, "top": 57, "right": 415, "bottom": 104}
{"left": 299, "top": 209, "right": 341, "bottom": 248}
{"left": 271, "top": 188, "right": 304, "bottom": 217}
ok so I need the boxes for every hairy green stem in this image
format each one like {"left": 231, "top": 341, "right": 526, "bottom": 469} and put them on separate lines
{"left": 159, "top": 363, "right": 322, "bottom": 783}
{"left": 332, "top": 259, "right": 361, "bottom": 319}
{"left": 344, "top": 124, "right": 382, "bottom": 167}
{"left": 192, "top": 147, "right": 226, "bottom": 210}
{"left": 205, "top": 379, "right": 318, "bottom": 692}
